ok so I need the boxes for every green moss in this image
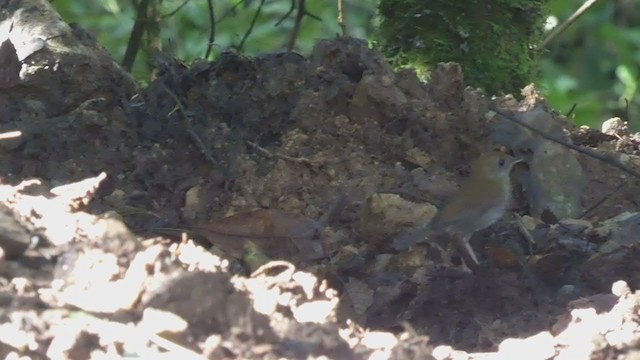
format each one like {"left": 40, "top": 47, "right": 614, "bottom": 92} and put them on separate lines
{"left": 375, "top": 0, "right": 548, "bottom": 95}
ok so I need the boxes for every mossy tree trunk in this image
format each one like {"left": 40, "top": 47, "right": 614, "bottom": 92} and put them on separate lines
{"left": 375, "top": 0, "right": 548, "bottom": 95}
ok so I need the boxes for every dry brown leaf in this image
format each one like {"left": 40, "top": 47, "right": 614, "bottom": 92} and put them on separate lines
{"left": 485, "top": 246, "right": 520, "bottom": 269}
{"left": 194, "top": 209, "right": 324, "bottom": 261}
{"left": 528, "top": 252, "right": 570, "bottom": 281}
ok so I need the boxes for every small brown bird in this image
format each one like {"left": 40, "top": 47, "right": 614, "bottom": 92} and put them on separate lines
{"left": 393, "top": 151, "right": 523, "bottom": 269}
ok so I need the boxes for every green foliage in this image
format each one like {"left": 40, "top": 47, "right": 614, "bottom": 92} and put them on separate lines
{"left": 52, "top": 0, "right": 640, "bottom": 130}
{"left": 540, "top": 0, "right": 640, "bottom": 130}
{"left": 53, "top": 0, "right": 376, "bottom": 81}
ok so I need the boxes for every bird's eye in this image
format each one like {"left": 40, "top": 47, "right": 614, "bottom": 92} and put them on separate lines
{"left": 498, "top": 159, "right": 505, "bottom": 167}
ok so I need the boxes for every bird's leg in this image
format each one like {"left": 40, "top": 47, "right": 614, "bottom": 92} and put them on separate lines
{"left": 450, "top": 234, "right": 480, "bottom": 272}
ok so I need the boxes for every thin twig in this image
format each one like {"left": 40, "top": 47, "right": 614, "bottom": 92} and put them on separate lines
{"left": 580, "top": 182, "right": 625, "bottom": 219}
{"left": 160, "top": 84, "right": 219, "bottom": 167}
{"left": 161, "top": 0, "right": 190, "bottom": 17}
{"left": 216, "top": 0, "right": 250, "bottom": 24}
{"left": 122, "top": 0, "right": 151, "bottom": 71}
{"left": 565, "top": 103, "right": 577, "bottom": 117}
{"left": 146, "top": 0, "right": 162, "bottom": 81}
{"left": 276, "top": 0, "right": 296, "bottom": 27}
{"left": 514, "top": 213, "right": 535, "bottom": 256}
{"left": 624, "top": 98, "right": 631, "bottom": 130}
{"left": 337, "top": 0, "right": 346, "bottom": 36}
{"left": 490, "top": 106, "right": 640, "bottom": 180}
{"left": 204, "top": 0, "right": 216, "bottom": 59}
{"left": 246, "top": 140, "right": 318, "bottom": 165}
{"left": 287, "top": 0, "right": 305, "bottom": 50}
{"left": 283, "top": 0, "right": 322, "bottom": 51}
{"left": 276, "top": 0, "right": 322, "bottom": 29}
{"left": 238, "top": 0, "right": 266, "bottom": 51}
{"left": 540, "top": 0, "right": 600, "bottom": 49}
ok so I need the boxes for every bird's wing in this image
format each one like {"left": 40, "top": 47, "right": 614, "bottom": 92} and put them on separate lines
{"left": 431, "top": 178, "right": 507, "bottom": 230}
